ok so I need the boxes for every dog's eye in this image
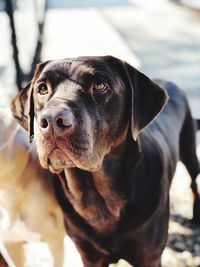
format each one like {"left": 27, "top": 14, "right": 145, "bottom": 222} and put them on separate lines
{"left": 93, "top": 81, "right": 107, "bottom": 93}
{"left": 38, "top": 83, "right": 49, "bottom": 95}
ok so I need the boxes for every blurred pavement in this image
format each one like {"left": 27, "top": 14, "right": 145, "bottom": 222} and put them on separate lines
{"left": 177, "top": 0, "right": 200, "bottom": 10}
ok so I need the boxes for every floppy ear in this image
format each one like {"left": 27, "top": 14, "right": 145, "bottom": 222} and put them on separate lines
{"left": 123, "top": 62, "right": 168, "bottom": 141}
{"left": 11, "top": 61, "right": 50, "bottom": 142}
{"left": 11, "top": 82, "right": 33, "bottom": 141}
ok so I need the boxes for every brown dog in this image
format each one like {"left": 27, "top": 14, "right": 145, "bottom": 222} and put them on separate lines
{"left": 11, "top": 56, "right": 200, "bottom": 267}
{"left": 0, "top": 108, "right": 66, "bottom": 267}
{"left": 0, "top": 252, "right": 8, "bottom": 267}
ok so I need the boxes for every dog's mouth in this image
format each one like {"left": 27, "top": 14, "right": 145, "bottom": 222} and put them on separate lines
{"left": 37, "top": 129, "right": 104, "bottom": 173}
{"left": 47, "top": 147, "right": 76, "bottom": 173}
{"left": 45, "top": 135, "right": 92, "bottom": 173}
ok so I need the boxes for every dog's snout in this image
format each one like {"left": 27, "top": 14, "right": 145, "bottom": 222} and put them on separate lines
{"left": 38, "top": 109, "right": 74, "bottom": 136}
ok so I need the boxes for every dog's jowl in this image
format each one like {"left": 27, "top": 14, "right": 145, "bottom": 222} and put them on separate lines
{"left": 11, "top": 56, "right": 200, "bottom": 267}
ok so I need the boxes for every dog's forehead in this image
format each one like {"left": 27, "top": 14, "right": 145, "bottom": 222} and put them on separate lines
{"left": 41, "top": 57, "right": 111, "bottom": 78}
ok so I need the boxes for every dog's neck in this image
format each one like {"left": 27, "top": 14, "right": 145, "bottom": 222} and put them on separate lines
{"left": 62, "top": 136, "right": 140, "bottom": 233}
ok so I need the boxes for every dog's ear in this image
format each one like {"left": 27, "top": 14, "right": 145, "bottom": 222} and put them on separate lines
{"left": 11, "top": 61, "right": 50, "bottom": 142}
{"left": 123, "top": 61, "right": 168, "bottom": 141}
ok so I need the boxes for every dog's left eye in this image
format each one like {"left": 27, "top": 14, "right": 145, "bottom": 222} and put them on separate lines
{"left": 38, "top": 83, "right": 49, "bottom": 95}
{"left": 93, "top": 81, "right": 108, "bottom": 93}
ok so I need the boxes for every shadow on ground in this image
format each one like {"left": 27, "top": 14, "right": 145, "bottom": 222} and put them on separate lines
{"left": 168, "top": 214, "right": 200, "bottom": 256}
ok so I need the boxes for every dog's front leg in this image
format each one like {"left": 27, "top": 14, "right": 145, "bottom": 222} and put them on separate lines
{"left": 129, "top": 258, "right": 161, "bottom": 267}
{"left": 81, "top": 257, "right": 107, "bottom": 267}
{"left": 76, "top": 245, "right": 108, "bottom": 267}
{"left": 145, "top": 261, "right": 161, "bottom": 267}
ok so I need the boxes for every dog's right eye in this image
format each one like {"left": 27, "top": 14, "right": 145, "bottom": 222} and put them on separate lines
{"left": 93, "top": 81, "right": 108, "bottom": 93}
{"left": 38, "top": 83, "right": 49, "bottom": 95}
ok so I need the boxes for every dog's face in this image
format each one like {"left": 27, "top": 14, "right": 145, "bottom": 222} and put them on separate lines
{"left": 33, "top": 57, "right": 129, "bottom": 173}
{"left": 12, "top": 56, "right": 168, "bottom": 173}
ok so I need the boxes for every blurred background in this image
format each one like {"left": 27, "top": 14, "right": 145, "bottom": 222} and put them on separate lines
{"left": 0, "top": 0, "right": 200, "bottom": 266}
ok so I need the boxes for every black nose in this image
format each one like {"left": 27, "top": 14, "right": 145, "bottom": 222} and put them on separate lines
{"left": 38, "top": 109, "right": 74, "bottom": 136}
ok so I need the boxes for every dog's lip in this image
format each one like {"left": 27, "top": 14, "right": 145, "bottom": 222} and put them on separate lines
{"left": 51, "top": 146, "right": 62, "bottom": 153}
{"left": 48, "top": 161, "right": 63, "bottom": 174}
{"left": 47, "top": 148, "right": 64, "bottom": 174}
{"left": 48, "top": 146, "right": 66, "bottom": 161}
{"left": 47, "top": 146, "right": 76, "bottom": 173}
{"left": 47, "top": 158, "right": 61, "bottom": 174}
{"left": 42, "top": 135, "right": 92, "bottom": 172}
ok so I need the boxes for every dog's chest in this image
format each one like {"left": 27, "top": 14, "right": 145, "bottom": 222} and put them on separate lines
{"left": 63, "top": 169, "right": 125, "bottom": 233}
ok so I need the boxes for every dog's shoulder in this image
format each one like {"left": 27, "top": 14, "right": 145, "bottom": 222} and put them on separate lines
{"left": 153, "top": 79, "right": 188, "bottom": 108}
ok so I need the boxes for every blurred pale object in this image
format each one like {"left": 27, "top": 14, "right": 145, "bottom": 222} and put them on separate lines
{"left": 42, "top": 8, "right": 140, "bottom": 68}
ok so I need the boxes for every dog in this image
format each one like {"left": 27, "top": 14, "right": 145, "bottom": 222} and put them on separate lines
{"left": 0, "top": 252, "right": 8, "bottom": 267}
{"left": 11, "top": 56, "right": 200, "bottom": 267}
{"left": 0, "top": 108, "right": 66, "bottom": 267}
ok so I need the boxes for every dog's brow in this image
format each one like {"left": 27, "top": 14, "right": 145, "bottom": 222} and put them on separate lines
{"left": 38, "top": 69, "right": 84, "bottom": 87}
{"left": 42, "top": 70, "right": 69, "bottom": 80}
{"left": 66, "top": 77, "right": 84, "bottom": 87}
{"left": 37, "top": 77, "right": 47, "bottom": 83}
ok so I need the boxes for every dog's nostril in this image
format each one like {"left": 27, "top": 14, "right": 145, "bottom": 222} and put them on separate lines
{"left": 56, "top": 118, "right": 64, "bottom": 128}
{"left": 56, "top": 118, "right": 72, "bottom": 128}
{"left": 40, "top": 118, "right": 48, "bottom": 129}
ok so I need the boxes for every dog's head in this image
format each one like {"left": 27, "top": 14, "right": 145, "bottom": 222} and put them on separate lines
{"left": 12, "top": 56, "right": 168, "bottom": 173}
